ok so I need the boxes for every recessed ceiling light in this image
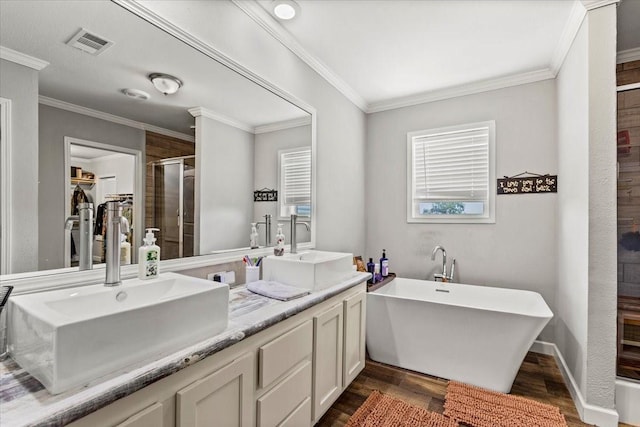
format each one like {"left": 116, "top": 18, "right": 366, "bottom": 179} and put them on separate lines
{"left": 272, "top": 0, "right": 300, "bottom": 20}
{"left": 121, "top": 88, "right": 150, "bottom": 100}
{"left": 148, "top": 73, "right": 183, "bottom": 95}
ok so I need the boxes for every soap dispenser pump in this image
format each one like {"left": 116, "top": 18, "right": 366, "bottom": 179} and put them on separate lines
{"left": 250, "top": 222, "right": 259, "bottom": 249}
{"left": 274, "top": 223, "right": 285, "bottom": 256}
{"left": 138, "top": 228, "right": 160, "bottom": 280}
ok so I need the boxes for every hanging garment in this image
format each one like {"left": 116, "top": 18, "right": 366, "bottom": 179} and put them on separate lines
{"left": 71, "top": 185, "right": 88, "bottom": 215}
{"left": 94, "top": 203, "right": 107, "bottom": 235}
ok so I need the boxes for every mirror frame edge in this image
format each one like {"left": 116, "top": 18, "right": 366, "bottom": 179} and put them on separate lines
{"left": 0, "top": 0, "right": 317, "bottom": 294}
{"left": 0, "top": 97, "right": 12, "bottom": 274}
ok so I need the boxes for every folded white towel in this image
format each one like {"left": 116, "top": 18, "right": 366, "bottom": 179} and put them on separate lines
{"left": 247, "top": 280, "right": 310, "bottom": 301}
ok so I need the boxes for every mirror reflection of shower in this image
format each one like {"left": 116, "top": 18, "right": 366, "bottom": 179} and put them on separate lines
{"left": 151, "top": 156, "right": 195, "bottom": 260}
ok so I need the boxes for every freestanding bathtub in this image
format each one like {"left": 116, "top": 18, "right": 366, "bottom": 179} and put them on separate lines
{"left": 366, "top": 277, "right": 553, "bottom": 393}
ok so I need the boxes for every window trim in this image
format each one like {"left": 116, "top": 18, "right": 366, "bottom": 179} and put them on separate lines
{"left": 277, "top": 147, "right": 312, "bottom": 221}
{"left": 406, "top": 120, "right": 496, "bottom": 224}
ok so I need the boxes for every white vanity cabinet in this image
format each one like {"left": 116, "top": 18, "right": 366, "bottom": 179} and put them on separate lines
{"left": 68, "top": 282, "right": 366, "bottom": 427}
{"left": 256, "top": 320, "right": 313, "bottom": 427}
{"left": 313, "top": 303, "right": 344, "bottom": 420}
{"left": 176, "top": 353, "right": 254, "bottom": 427}
{"left": 311, "top": 291, "right": 367, "bottom": 423}
{"left": 115, "top": 403, "right": 164, "bottom": 427}
{"left": 343, "top": 291, "right": 366, "bottom": 387}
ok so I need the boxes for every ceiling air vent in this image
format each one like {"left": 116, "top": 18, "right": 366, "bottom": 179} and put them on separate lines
{"left": 66, "top": 28, "right": 113, "bottom": 55}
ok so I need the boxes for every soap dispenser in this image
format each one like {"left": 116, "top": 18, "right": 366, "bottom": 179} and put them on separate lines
{"left": 138, "top": 228, "right": 160, "bottom": 280}
{"left": 120, "top": 233, "right": 131, "bottom": 265}
{"left": 250, "top": 222, "right": 259, "bottom": 249}
{"left": 274, "top": 223, "right": 285, "bottom": 256}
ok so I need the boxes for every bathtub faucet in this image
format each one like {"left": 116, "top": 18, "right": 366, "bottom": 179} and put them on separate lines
{"left": 431, "top": 245, "right": 456, "bottom": 282}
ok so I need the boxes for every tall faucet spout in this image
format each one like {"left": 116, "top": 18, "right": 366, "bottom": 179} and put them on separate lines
{"left": 290, "top": 214, "right": 310, "bottom": 254}
{"left": 431, "top": 245, "right": 447, "bottom": 277}
{"left": 105, "top": 201, "right": 124, "bottom": 286}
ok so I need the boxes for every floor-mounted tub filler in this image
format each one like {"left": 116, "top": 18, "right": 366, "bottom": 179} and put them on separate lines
{"left": 366, "top": 277, "right": 553, "bottom": 393}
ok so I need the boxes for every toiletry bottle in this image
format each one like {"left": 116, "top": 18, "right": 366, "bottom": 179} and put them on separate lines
{"left": 380, "top": 249, "right": 389, "bottom": 277}
{"left": 367, "top": 257, "right": 375, "bottom": 284}
{"left": 138, "top": 228, "right": 160, "bottom": 279}
{"left": 274, "top": 224, "right": 285, "bottom": 256}
{"left": 120, "top": 233, "right": 131, "bottom": 265}
{"left": 375, "top": 263, "right": 380, "bottom": 283}
{"left": 250, "top": 222, "right": 259, "bottom": 249}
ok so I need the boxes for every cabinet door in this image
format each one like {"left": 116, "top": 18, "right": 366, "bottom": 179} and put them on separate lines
{"left": 176, "top": 353, "right": 254, "bottom": 427}
{"left": 343, "top": 291, "right": 366, "bottom": 387}
{"left": 115, "top": 402, "right": 163, "bottom": 427}
{"left": 313, "top": 303, "right": 343, "bottom": 421}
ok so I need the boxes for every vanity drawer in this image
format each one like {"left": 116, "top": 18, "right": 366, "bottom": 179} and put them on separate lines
{"left": 259, "top": 319, "right": 312, "bottom": 388}
{"left": 280, "top": 397, "right": 311, "bottom": 427}
{"left": 257, "top": 361, "right": 312, "bottom": 427}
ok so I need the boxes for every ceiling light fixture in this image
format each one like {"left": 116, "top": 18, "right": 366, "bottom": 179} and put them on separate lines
{"left": 121, "top": 88, "right": 150, "bottom": 100}
{"left": 148, "top": 73, "right": 183, "bottom": 95}
{"left": 272, "top": 0, "right": 300, "bottom": 20}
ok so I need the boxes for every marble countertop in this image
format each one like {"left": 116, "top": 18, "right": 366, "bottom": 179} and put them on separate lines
{"left": 0, "top": 273, "right": 368, "bottom": 427}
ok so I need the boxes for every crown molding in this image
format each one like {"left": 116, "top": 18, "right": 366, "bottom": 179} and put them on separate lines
{"left": 231, "top": 0, "right": 368, "bottom": 112}
{"left": 232, "top": 1, "right": 593, "bottom": 115}
{"left": 580, "top": 0, "right": 619, "bottom": 10}
{"left": 0, "top": 46, "right": 49, "bottom": 70}
{"left": 39, "top": 96, "right": 195, "bottom": 142}
{"left": 188, "top": 107, "right": 254, "bottom": 133}
{"left": 617, "top": 47, "right": 640, "bottom": 64}
{"left": 367, "top": 68, "right": 555, "bottom": 114}
{"left": 254, "top": 116, "right": 312, "bottom": 134}
{"left": 550, "top": 1, "right": 586, "bottom": 75}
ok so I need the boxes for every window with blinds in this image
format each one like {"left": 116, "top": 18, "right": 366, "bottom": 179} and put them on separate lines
{"left": 407, "top": 121, "right": 495, "bottom": 223}
{"left": 278, "top": 148, "right": 311, "bottom": 218}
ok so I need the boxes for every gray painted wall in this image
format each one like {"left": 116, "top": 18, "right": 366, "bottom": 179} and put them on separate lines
{"left": 0, "top": 59, "right": 39, "bottom": 273}
{"left": 38, "top": 104, "right": 145, "bottom": 271}
{"left": 254, "top": 124, "right": 312, "bottom": 247}
{"left": 195, "top": 115, "right": 254, "bottom": 253}
{"left": 140, "top": 0, "right": 367, "bottom": 256}
{"left": 366, "top": 80, "right": 558, "bottom": 341}
{"left": 556, "top": 16, "right": 590, "bottom": 403}
{"left": 556, "top": 5, "right": 618, "bottom": 411}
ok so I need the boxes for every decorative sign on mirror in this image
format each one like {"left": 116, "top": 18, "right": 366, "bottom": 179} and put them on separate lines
{"left": 0, "top": 0, "right": 314, "bottom": 278}
{"left": 254, "top": 188, "right": 278, "bottom": 202}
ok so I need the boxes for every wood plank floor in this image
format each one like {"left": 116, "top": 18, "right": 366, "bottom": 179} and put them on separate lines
{"left": 316, "top": 352, "right": 634, "bottom": 427}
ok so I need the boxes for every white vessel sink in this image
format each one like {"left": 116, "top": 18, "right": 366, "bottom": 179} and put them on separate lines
{"left": 261, "top": 250, "right": 354, "bottom": 291}
{"left": 7, "top": 272, "right": 229, "bottom": 394}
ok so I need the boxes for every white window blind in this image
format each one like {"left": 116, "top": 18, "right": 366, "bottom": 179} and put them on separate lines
{"left": 413, "top": 126, "right": 489, "bottom": 201}
{"left": 279, "top": 148, "right": 311, "bottom": 218}
{"left": 407, "top": 121, "right": 495, "bottom": 223}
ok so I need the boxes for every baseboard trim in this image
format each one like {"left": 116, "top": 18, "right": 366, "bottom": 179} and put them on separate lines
{"left": 530, "top": 340, "right": 619, "bottom": 427}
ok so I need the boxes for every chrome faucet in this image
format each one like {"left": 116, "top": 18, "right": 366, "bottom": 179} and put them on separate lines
{"left": 256, "top": 214, "right": 272, "bottom": 247}
{"left": 65, "top": 202, "right": 94, "bottom": 271}
{"left": 290, "top": 214, "right": 310, "bottom": 254}
{"left": 105, "top": 201, "right": 130, "bottom": 287}
{"left": 431, "top": 245, "right": 456, "bottom": 282}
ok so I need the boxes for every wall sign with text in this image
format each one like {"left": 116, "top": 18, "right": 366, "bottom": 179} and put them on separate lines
{"left": 497, "top": 175, "right": 557, "bottom": 195}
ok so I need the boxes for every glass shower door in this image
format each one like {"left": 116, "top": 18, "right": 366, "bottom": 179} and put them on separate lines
{"left": 153, "top": 157, "right": 195, "bottom": 260}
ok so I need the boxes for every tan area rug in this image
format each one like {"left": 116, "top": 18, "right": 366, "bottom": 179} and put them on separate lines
{"left": 443, "top": 381, "right": 568, "bottom": 427}
{"left": 347, "top": 390, "right": 458, "bottom": 427}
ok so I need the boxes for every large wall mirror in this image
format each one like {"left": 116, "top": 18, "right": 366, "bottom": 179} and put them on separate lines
{"left": 0, "top": 0, "right": 314, "bottom": 278}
